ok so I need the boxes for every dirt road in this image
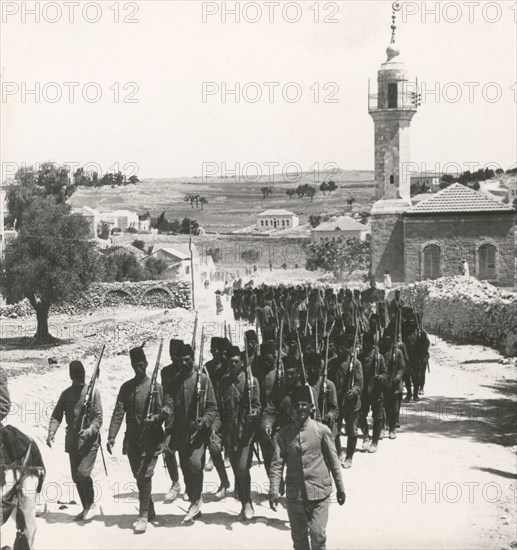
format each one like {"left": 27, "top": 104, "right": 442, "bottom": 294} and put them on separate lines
{"left": 1, "top": 285, "right": 516, "bottom": 549}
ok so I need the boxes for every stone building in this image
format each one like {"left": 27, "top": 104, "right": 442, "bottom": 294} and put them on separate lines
{"left": 369, "top": 7, "right": 516, "bottom": 288}
{"left": 311, "top": 216, "right": 369, "bottom": 243}
{"left": 256, "top": 209, "right": 299, "bottom": 231}
{"left": 403, "top": 184, "right": 515, "bottom": 285}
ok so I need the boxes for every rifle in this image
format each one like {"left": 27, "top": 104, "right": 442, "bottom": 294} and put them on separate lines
{"left": 408, "top": 296, "right": 422, "bottom": 339}
{"left": 296, "top": 332, "right": 316, "bottom": 416}
{"left": 347, "top": 323, "right": 359, "bottom": 394}
{"left": 79, "top": 344, "right": 108, "bottom": 476}
{"left": 315, "top": 318, "right": 318, "bottom": 354}
{"left": 195, "top": 327, "right": 206, "bottom": 421}
{"left": 226, "top": 322, "right": 232, "bottom": 344}
{"left": 79, "top": 344, "right": 105, "bottom": 433}
{"left": 321, "top": 321, "right": 335, "bottom": 419}
{"left": 304, "top": 288, "right": 309, "bottom": 335}
{"left": 276, "top": 320, "right": 285, "bottom": 387}
{"left": 244, "top": 334, "right": 253, "bottom": 415}
{"left": 191, "top": 312, "right": 199, "bottom": 354}
{"left": 144, "top": 339, "right": 163, "bottom": 422}
{"left": 139, "top": 339, "right": 163, "bottom": 448}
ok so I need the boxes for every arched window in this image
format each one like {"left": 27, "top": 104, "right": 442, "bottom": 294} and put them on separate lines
{"left": 478, "top": 244, "right": 497, "bottom": 280}
{"left": 423, "top": 244, "right": 441, "bottom": 279}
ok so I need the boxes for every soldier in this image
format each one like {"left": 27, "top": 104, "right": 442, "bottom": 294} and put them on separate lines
{"left": 269, "top": 385, "right": 346, "bottom": 550}
{"left": 359, "top": 333, "right": 388, "bottom": 453}
{"left": 216, "top": 346, "right": 261, "bottom": 520}
{"left": 160, "top": 339, "right": 184, "bottom": 502}
{"left": 0, "top": 365, "right": 11, "bottom": 424}
{"left": 255, "top": 341, "right": 280, "bottom": 476}
{"left": 107, "top": 346, "right": 165, "bottom": 533}
{"left": 204, "top": 337, "right": 231, "bottom": 498}
{"left": 388, "top": 289, "right": 405, "bottom": 322}
{"left": 161, "top": 343, "right": 218, "bottom": 523}
{"left": 47, "top": 361, "right": 102, "bottom": 521}
{"left": 381, "top": 332, "right": 405, "bottom": 439}
{"left": 330, "top": 330, "right": 363, "bottom": 468}
{"left": 306, "top": 353, "right": 339, "bottom": 436}
{"left": 244, "top": 330, "right": 259, "bottom": 377}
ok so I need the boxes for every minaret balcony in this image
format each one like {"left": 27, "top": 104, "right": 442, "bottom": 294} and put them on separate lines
{"left": 368, "top": 91, "right": 418, "bottom": 113}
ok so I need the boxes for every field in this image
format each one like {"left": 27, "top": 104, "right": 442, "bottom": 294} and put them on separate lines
{"left": 71, "top": 170, "right": 375, "bottom": 233}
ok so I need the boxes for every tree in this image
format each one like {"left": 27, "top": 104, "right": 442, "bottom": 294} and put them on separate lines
{"left": 347, "top": 196, "right": 356, "bottom": 210}
{"left": 305, "top": 237, "right": 371, "bottom": 280}
{"left": 286, "top": 189, "right": 296, "bottom": 200}
{"left": 261, "top": 186, "right": 273, "bottom": 199}
{"left": 306, "top": 186, "right": 316, "bottom": 202}
{"left": 126, "top": 226, "right": 138, "bottom": 233}
{"left": 199, "top": 197, "right": 208, "bottom": 210}
{"left": 154, "top": 212, "right": 170, "bottom": 233}
{"left": 145, "top": 257, "right": 168, "bottom": 279}
{"left": 0, "top": 197, "right": 100, "bottom": 343}
{"left": 6, "top": 163, "right": 76, "bottom": 230}
{"left": 495, "top": 168, "right": 504, "bottom": 176}
{"left": 309, "top": 215, "right": 322, "bottom": 228}
{"left": 327, "top": 181, "right": 337, "bottom": 194}
{"left": 471, "top": 181, "right": 481, "bottom": 191}
{"left": 97, "top": 222, "right": 110, "bottom": 240}
{"left": 128, "top": 175, "right": 140, "bottom": 184}
{"left": 132, "top": 239, "right": 145, "bottom": 251}
{"left": 180, "top": 218, "right": 199, "bottom": 235}
{"left": 319, "top": 182, "right": 329, "bottom": 195}
{"left": 440, "top": 173, "right": 457, "bottom": 189}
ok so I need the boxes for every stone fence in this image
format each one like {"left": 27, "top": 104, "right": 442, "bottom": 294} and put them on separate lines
{"left": 395, "top": 276, "right": 517, "bottom": 357}
{"left": 0, "top": 280, "right": 192, "bottom": 319}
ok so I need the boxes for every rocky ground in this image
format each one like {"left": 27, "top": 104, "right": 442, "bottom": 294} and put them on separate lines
{"left": 1, "top": 283, "right": 516, "bottom": 549}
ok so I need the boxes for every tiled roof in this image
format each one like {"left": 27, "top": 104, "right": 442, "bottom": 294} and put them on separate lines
{"left": 407, "top": 183, "right": 514, "bottom": 213}
{"left": 258, "top": 209, "right": 295, "bottom": 216}
{"left": 313, "top": 216, "right": 368, "bottom": 232}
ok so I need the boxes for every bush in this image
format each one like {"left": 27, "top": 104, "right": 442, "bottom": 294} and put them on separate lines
{"left": 132, "top": 239, "right": 145, "bottom": 251}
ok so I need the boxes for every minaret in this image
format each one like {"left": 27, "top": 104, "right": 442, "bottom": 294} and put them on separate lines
{"left": 368, "top": 3, "right": 419, "bottom": 201}
{"left": 370, "top": 4, "right": 419, "bottom": 283}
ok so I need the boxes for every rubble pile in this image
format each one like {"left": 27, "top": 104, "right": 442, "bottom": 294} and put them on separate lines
{"left": 399, "top": 277, "right": 517, "bottom": 357}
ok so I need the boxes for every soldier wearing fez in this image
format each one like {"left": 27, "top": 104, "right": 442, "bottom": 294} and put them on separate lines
{"left": 107, "top": 345, "right": 165, "bottom": 534}
{"left": 216, "top": 345, "right": 261, "bottom": 520}
{"left": 269, "top": 385, "right": 346, "bottom": 550}
{"left": 160, "top": 339, "right": 184, "bottom": 502}
{"left": 47, "top": 360, "right": 103, "bottom": 521}
{"left": 161, "top": 342, "right": 218, "bottom": 523}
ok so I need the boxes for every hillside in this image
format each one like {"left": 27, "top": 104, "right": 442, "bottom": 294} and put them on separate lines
{"left": 71, "top": 170, "right": 375, "bottom": 232}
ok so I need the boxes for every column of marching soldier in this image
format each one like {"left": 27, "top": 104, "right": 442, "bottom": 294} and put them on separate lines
{"left": 44, "top": 279, "right": 430, "bottom": 548}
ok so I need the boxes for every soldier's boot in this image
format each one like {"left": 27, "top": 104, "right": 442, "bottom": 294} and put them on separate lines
{"left": 362, "top": 437, "right": 370, "bottom": 451}
{"left": 369, "top": 420, "right": 382, "bottom": 454}
{"left": 215, "top": 482, "right": 230, "bottom": 500}
{"left": 182, "top": 500, "right": 202, "bottom": 523}
{"left": 133, "top": 514, "right": 148, "bottom": 534}
{"left": 83, "top": 503, "right": 98, "bottom": 521}
{"left": 164, "top": 482, "right": 181, "bottom": 502}
{"left": 342, "top": 437, "right": 357, "bottom": 469}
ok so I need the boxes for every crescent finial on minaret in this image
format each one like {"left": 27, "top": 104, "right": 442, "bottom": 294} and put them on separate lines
{"left": 386, "top": 2, "right": 402, "bottom": 61}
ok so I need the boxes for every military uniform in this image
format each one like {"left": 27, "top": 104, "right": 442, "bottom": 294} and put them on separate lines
{"left": 48, "top": 380, "right": 102, "bottom": 513}
{"left": 108, "top": 373, "right": 164, "bottom": 518}
{"left": 359, "top": 345, "right": 387, "bottom": 449}
{"left": 0, "top": 366, "right": 11, "bottom": 424}
{"left": 270, "top": 417, "right": 345, "bottom": 550}
{"left": 216, "top": 370, "right": 260, "bottom": 508}
{"left": 382, "top": 344, "right": 405, "bottom": 437}
{"left": 162, "top": 367, "right": 217, "bottom": 505}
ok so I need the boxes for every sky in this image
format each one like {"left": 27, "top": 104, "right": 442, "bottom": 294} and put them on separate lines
{"left": 1, "top": 0, "right": 516, "bottom": 180}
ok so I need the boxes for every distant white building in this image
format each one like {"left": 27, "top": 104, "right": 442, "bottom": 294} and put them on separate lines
{"left": 138, "top": 214, "right": 151, "bottom": 232}
{"left": 145, "top": 243, "right": 215, "bottom": 281}
{"left": 101, "top": 210, "right": 139, "bottom": 231}
{"left": 72, "top": 206, "right": 100, "bottom": 239}
{"left": 257, "top": 209, "right": 299, "bottom": 231}
{"left": 311, "top": 216, "right": 370, "bottom": 243}
{"left": 410, "top": 172, "right": 442, "bottom": 194}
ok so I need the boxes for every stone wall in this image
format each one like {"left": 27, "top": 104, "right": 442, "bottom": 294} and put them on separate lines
{"left": 404, "top": 212, "right": 515, "bottom": 287}
{"left": 0, "top": 280, "right": 192, "bottom": 319}
{"left": 396, "top": 277, "right": 517, "bottom": 357}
